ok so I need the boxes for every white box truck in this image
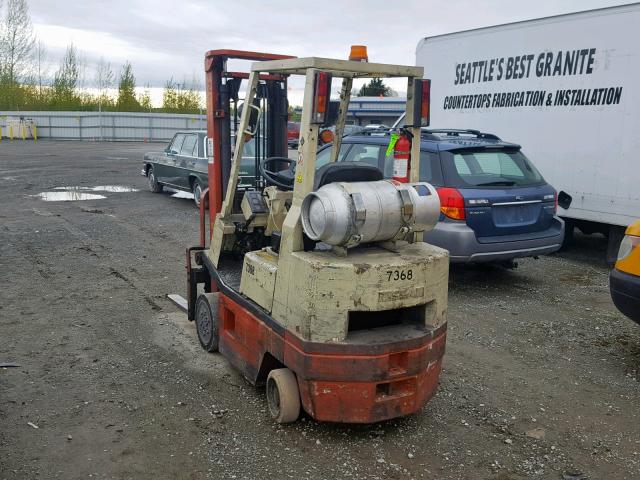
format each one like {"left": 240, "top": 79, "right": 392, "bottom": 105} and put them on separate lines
{"left": 416, "top": 3, "right": 639, "bottom": 261}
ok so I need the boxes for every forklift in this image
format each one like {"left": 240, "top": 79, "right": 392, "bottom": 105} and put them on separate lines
{"left": 185, "top": 48, "right": 450, "bottom": 423}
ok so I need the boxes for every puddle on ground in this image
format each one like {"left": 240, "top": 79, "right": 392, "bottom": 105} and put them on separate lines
{"left": 93, "top": 185, "right": 138, "bottom": 193}
{"left": 54, "top": 185, "right": 138, "bottom": 193}
{"left": 34, "top": 192, "right": 107, "bottom": 202}
{"left": 169, "top": 190, "right": 194, "bottom": 200}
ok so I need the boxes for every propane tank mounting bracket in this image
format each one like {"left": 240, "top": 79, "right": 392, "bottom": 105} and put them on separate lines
{"left": 351, "top": 192, "right": 367, "bottom": 223}
{"left": 399, "top": 189, "right": 414, "bottom": 222}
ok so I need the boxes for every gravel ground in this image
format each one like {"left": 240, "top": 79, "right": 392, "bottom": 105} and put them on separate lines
{"left": 1, "top": 140, "right": 638, "bottom": 480}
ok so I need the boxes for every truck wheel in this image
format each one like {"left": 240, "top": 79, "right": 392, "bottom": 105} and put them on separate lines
{"left": 266, "top": 368, "right": 300, "bottom": 423}
{"left": 195, "top": 293, "right": 218, "bottom": 352}
{"left": 147, "top": 167, "right": 163, "bottom": 193}
{"left": 192, "top": 180, "right": 203, "bottom": 208}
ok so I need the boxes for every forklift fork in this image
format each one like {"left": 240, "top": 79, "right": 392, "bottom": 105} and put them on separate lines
{"left": 186, "top": 187, "right": 212, "bottom": 321}
{"left": 186, "top": 246, "right": 211, "bottom": 321}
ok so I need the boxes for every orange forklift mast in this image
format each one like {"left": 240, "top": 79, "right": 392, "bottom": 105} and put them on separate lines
{"left": 203, "top": 50, "right": 294, "bottom": 233}
{"left": 187, "top": 50, "right": 295, "bottom": 318}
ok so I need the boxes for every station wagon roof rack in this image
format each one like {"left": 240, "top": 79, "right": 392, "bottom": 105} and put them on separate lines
{"left": 421, "top": 128, "right": 501, "bottom": 140}
{"left": 351, "top": 125, "right": 393, "bottom": 136}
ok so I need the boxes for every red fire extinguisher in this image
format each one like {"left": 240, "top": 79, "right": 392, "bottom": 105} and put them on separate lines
{"left": 392, "top": 133, "right": 411, "bottom": 183}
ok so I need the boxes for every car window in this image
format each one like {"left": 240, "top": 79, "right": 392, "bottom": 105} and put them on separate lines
{"left": 240, "top": 139, "right": 256, "bottom": 166}
{"left": 382, "top": 150, "right": 443, "bottom": 185}
{"left": 419, "top": 151, "right": 443, "bottom": 185}
{"left": 342, "top": 144, "right": 381, "bottom": 167}
{"left": 180, "top": 134, "right": 198, "bottom": 156}
{"left": 316, "top": 143, "right": 351, "bottom": 168}
{"left": 243, "top": 138, "right": 255, "bottom": 157}
{"left": 383, "top": 148, "right": 394, "bottom": 177}
{"left": 445, "top": 150, "right": 544, "bottom": 187}
{"left": 226, "top": 137, "right": 256, "bottom": 166}
{"left": 454, "top": 156, "right": 471, "bottom": 175}
{"left": 170, "top": 134, "right": 186, "bottom": 153}
{"left": 200, "top": 136, "right": 207, "bottom": 158}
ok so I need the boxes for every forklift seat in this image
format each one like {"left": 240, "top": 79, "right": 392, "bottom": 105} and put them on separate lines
{"left": 313, "top": 161, "right": 383, "bottom": 190}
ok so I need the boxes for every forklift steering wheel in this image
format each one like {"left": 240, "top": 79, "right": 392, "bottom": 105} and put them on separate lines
{"left": 259, "top": 157, "right": 296, "bottom": 190}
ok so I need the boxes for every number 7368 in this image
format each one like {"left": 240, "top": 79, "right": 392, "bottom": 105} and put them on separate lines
{"left": 386, "top": 269, "right": 413, "bottom": 281}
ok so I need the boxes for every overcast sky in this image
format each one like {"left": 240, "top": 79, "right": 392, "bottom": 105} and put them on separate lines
{"left": 28, "top": 0, "right": 629, "bottom": 105}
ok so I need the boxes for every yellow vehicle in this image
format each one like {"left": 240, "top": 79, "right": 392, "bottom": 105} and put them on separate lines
{"left": 610, "top": 220, "right": 640, "bottom": 324}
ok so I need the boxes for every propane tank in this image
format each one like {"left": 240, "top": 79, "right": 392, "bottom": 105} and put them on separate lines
{"left": 392, "top": 134, "right": 411, "bottom": 183}
{"left": 300, "top": 180, "right": 440, "bottom": 248}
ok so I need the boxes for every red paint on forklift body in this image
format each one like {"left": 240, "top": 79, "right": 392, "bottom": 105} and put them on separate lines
{"left": 216, "top": 293, "right": 446, "bottom": 423}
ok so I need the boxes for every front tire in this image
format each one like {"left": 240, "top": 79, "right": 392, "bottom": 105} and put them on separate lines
{"left": 147, "top": 167, "right": 163, "bottom": 193}
{"left": 195, "top": 293, "right": 219, "bottom": 352}
{"left": 192, "top": 179, "right": 203, "bottom": 208}
{"left": 266, "top": 368, "right": 301, "bottom": 423}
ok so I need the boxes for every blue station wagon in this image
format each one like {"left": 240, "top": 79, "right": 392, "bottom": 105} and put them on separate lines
{"left": 317, "top": 129, "right": 565, "bottom": 263}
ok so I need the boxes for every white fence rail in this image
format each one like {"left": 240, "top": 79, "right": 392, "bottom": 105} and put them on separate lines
{"left": 0, "top": 111, "right": 206, "bottom": 142}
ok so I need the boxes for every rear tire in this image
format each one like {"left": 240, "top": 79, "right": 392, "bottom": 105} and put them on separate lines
{"left": 147, "top": 166, "right": 163, "bottom": 193}
{"left": 195, "top": 293, "right": 218, "bottom": 352}
{"left": 192, "top": 179, "right": 203, "bottom": 208}
{"left": 266, "top": 368, "right": 300, "bottom": 424}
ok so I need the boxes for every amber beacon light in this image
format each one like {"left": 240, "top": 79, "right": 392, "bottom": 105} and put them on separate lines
{"left": 349, "top": 45, "right": 368, "bottom": 62}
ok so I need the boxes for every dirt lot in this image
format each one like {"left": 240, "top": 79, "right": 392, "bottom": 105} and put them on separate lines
{"left": 1, "top": 140, "right": 638, "bottom": 480}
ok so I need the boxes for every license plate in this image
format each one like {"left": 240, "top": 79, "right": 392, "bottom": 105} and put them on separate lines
{"left": 492, "top": 204, "right": 539, "bottom": 226}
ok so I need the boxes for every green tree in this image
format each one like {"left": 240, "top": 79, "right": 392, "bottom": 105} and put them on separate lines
{"left": 162, "top": 78, "right": 201, "bottom": 113}
{"left": 138, "top": 85, "right": 152, "bottom": 111}
{"left": 0, "top": 0, "right": 35, "bottom": 84}
{"left": 0, "top": 0, "right": 36, "bottom": 109}
{"left": 35, "top": 39, "right": 46, "bottom": 97}
{"left": 162, "top": 78, "right": 177, "bottom": 111}
{"left": 357, "top": 77, "right": 391, "bottom": 97}
{"left": 288, "top": 104, "right": 301, "bottom": 122}
{"left": 116, "top": 61, "right": 140, "bottom": 111}
{"left": 94, "top": 56, "right": 115, "bottom": 111}
{"left": 51, "top": 44, "right": 80, "bottom": 107}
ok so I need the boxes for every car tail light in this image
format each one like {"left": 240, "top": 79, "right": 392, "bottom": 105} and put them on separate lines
{"left": 436, "top": 187, "right": 465, "bottom": 220}
{"left": 543, "top": 192, "right": 557, "bottom": 214}
{"left": 617, "top": 234, "right": 640, "bottom": 261}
